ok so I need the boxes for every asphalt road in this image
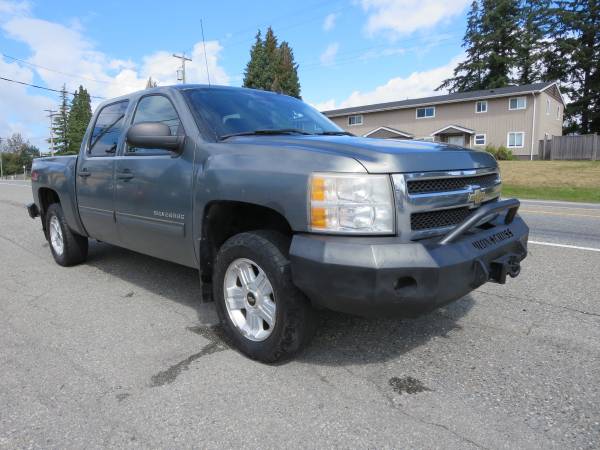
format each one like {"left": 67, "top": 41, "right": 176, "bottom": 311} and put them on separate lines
{"left": 1, "top": 180, "right": 599, "bottom": 449}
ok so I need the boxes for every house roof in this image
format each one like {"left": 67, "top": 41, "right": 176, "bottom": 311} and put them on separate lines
{"left": 322, "top": 81, "right": 561, "bottom": 117}
{"left": 363, "top": 126, "right": 413, "bottom": 138}
{"left": 431, "top": 125, "right": 475, "bottom": 136}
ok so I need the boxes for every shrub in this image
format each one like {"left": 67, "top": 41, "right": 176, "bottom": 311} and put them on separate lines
{"left": 483, "top": 144, "right": 515, "bottom": 160}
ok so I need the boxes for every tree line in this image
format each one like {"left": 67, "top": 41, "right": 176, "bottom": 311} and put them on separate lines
{"left": 439, "top": 0, "right": 599, "bottom": 135}
{"left": 51, "top": 85, "right": 93, "bottom": 155}
{"left": 0, "top": 133, "right": 40, "bottom": 176}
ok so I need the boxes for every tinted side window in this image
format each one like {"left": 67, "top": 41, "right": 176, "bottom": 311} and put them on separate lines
{"left": 128, "top": 95, "right": 182, "bottom": 155}
{"left": 89, "top": 101, "right": 128, "bottom": 157}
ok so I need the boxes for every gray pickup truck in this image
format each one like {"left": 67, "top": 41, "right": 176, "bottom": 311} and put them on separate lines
{"left": 28, "top": 85, "right": 528, "bottom": 362}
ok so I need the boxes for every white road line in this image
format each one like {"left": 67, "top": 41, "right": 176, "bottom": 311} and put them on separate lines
{"left": 529, "top": 240, "right": 600, "bottom": 253}
{"left": 0, "top": 182, "right": 31, "bottom": 187}
{"left": 519, "top": 199, "right": 600, "bottom": 208}
{"left": 522, "top": 204, "right": 600, "bottom": 212}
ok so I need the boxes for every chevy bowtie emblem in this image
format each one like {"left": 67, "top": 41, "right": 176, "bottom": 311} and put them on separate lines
{"left": 468, "top": 187, "right": 486, "bottom": 206}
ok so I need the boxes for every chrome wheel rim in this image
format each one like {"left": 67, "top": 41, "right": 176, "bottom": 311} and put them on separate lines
{"left": 223, "top": 258, "right": 276, "bottom": 342}
{"left": 49, "top": 215, "right": 64, "bottom": 256}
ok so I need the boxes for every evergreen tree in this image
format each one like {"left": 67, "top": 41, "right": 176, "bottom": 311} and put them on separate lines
{"left": 438, "top": 1, "right": 486, "bottom": 92}
{"left": 516, "top": 0, "right": 551, "bottom": 84}
{"left": 438, "top": 0, "right": 520, "bottom": 92}
{"left": 66, "top": 86, "right": 92, "bottom": 154}
{"left": 243, "top": 30, "right": 268, "bottom": 89}
{"left": 243, "top": 27, "right": 302, "bottom": 98}
{"left": 545, "top": 0, "right": 600, "bottom": 134}
{"left": 52, "top": 85, "right": 70, "bottom": 153}
{"left": 263, "top": 26, "right": 279, "bottom": 89}
{"left": 272, "top": 41, "right": 301, "bottom": 98}
{"left": 480, "top": 0, "right": 521, "bottom": 88}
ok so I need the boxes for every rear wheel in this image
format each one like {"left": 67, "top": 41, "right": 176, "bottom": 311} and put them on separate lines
{"left": 213, "top": 231, "right": 316, "bottom": 363}
{"left": 45, "top": 203, "right": 88, "bottom": 266}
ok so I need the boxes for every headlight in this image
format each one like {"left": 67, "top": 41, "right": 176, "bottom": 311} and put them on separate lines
{"left": 309, "top": 173, "right": 394, "bottom": 234}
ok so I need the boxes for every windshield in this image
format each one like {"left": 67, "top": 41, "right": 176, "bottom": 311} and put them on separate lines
{"left": 183, "top": 87, "right": 343, "bottom": 139}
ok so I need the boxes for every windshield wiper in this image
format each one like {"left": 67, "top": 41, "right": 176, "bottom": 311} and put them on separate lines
{"left": 219, "top": 128, "right": 313, "bottom": 140}
{"left": 316, "top": 131, "right": 354, "bottom": 136}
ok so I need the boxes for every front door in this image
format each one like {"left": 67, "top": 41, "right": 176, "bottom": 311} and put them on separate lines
{"left": 447, "top": 135, "right": 465, "bottom": 146}
{"left": 75, "top": 100, "right": 129, "bottom": 244}
{"left": 114, "top": 94, "right": 195, "bottom": 267}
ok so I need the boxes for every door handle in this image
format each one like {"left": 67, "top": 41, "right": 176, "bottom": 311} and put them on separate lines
{"left": 78, "top": 170, "right": 91, "bottom": 178}
{"left": 117, "top": 169, "right": 134, "bottom": 180}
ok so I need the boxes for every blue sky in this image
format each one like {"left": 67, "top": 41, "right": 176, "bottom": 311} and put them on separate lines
{"left": 0, "top": 0, "right": 470, "bottom": 150}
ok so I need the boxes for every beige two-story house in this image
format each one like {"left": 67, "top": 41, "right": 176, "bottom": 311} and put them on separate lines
{"left": 322, "top": 81, "right": 565, "bottom": 159}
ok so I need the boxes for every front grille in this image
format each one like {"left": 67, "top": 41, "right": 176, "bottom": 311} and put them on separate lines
{"left": 411, "top": 207, "right": 472, "bottom": 231}
{"left": 407, "top": 173, "right": 498, "bottom": 194}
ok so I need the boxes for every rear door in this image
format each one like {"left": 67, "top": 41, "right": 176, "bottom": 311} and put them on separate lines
{"left": 114, "top": 93, "right": 195, "bottom": 267}
{"left": 76, "top": 100, "right": 129, "bottom": 244}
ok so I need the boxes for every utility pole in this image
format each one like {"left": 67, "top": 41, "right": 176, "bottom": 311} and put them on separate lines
{"left": 44, "top": 109, "right": 57, "bottom": 156}
{"left": 172, "top": 52, "right": 192, "bottom": 84}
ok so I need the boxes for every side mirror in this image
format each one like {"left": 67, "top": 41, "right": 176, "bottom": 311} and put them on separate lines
{"left": 126, "top": 122, "right": 184, "bottom": 152}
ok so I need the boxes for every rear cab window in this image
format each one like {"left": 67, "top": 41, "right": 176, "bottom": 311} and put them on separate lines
{"left": 88, "top": 101, "right": 129, "bottom": 157}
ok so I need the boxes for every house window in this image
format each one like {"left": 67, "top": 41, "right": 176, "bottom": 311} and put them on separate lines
{"left": 474, "top": 134, "right": 486, "bottom": 145}
{"left": 509, "top": 97, "right": 526, "bottom": 110}
{"left": 556, "top": 106, "right": 561, "bottom": 120}
{"left": 507, "top": 132, "right": 525, "bottom": 148}
{"left": 475, "top": 100, "right": 488, "bottom": 113}
{"left": 546, "top": 99, "right": 551, "bottom": 115}
{"left": 416, "top": 106, "right": 435, "bottom": 119}
{"left": 348, "top": 115, "right": 363, "bottom": 126}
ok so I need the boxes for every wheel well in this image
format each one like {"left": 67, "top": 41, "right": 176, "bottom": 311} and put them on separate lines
{"left": 38, "top": 189, "right": 60, "bottom": 234}
{"left": 200, "top": 201, "right": 293, "bottom": 282}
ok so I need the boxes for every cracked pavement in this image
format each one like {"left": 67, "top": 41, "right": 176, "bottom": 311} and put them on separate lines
{"left": 1, "top": 182, "right": 599, "bottom": 449}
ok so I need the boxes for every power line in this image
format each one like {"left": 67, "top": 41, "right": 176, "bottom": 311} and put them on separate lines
{"left": 1, "top": 53, "right": 118, "bottom": 86}
{"left": 0, "top": 75, "right": 106, "bottom": 99}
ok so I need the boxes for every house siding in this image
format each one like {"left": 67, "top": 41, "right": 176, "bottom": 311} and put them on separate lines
{"left": 536, "top": 91, "right": 564, "bottom": 145}
{"left": 328, "top": 89, "right": 563, "bottom": 159}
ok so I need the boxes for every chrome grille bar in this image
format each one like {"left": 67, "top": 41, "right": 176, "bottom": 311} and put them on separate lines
{"left": 391, "top": 167, "right": 501, "bottom": 241}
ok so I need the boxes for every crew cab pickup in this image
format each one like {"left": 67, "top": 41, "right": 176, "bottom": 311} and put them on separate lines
{"left": 28, "top": 85, "right": 528, "bottom": 362}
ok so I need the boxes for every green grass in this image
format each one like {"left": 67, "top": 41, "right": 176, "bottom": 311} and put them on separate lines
{"left": 498, "top": 161, "right": 600, "bottom": 203}
{"left": 502, "top": 185, "right": 600, "bottom": 203}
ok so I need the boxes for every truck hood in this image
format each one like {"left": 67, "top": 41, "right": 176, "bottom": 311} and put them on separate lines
{"left": 227, "top": 135, "right": 497, "bottom": 173}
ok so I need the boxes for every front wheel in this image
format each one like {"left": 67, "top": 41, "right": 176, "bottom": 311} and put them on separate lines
{"left": 213, "top": 231, "right": 316, "bottom": 363}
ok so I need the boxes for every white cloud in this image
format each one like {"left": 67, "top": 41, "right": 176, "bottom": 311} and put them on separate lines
{"left": 0, "top": 55, "right": 55, "bottom": 149}
{"left": 320, "top": 42, "right": 340, "bottom": 66}
{"left": 0, "top": 0, "right": 29, "bottom": 16}
{"left": 314, "top": 54, "right": 463, "bottom": 111}
{"left": 323, "top": 13, "right": 338, "bottom": 31}
{"left": 360, "top": 0, "right": 470, "bottom": 37}
{"left": 0, "top": 6, "right": 230, "bottom": 151}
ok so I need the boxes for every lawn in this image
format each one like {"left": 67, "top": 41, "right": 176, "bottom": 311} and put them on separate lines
{"left": 498, "top": 160, "right": 600, "bottom": 203}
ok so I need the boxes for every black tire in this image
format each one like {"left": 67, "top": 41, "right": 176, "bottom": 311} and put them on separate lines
{"left": 213, "top": 231, "right": 316, "bottom": 363}
{"left": 45, "top": 203, "right": 88, "bottom": 267}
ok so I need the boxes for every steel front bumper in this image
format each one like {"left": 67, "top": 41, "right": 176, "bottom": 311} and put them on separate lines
{"left": 290, "top": 199, "right": 528, "bottom": 317}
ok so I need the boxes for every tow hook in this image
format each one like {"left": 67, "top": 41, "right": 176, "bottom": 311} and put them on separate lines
{"left": 489, "top": 254, "right": 521, "bottom": 284}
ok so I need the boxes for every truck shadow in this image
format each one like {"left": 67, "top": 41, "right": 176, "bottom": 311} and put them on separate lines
{"left": 300, "top": 297, "right": 474, "bottom": 365}
{"left": 85, "top": 240, "right": 474, "bottom": 365}
{"left": 85, "top": 241, "right": 206, "bottom": 315}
